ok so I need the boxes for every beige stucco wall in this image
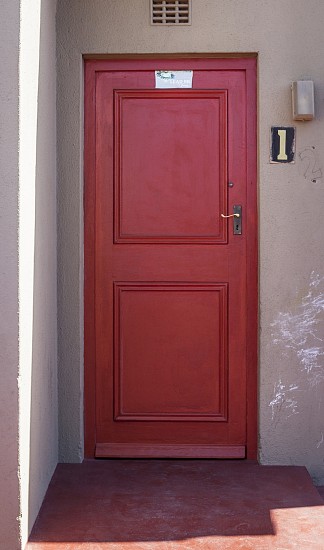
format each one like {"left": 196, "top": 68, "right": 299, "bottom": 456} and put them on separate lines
{"left": 57, "top": 0, "right": 324, "bottom": 483}
{"left": 0, "top": 1, "right": 20, "bottom": 548}
{"left": 0, "top": 0, "right": 57, "bottom": 547}
{"left": 19, "top": 0, "right": 58, "bottom": 546}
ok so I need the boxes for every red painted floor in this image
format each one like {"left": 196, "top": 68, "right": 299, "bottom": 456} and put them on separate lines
{"left": 27, "top": 460, "right": 324, "bottom": 549}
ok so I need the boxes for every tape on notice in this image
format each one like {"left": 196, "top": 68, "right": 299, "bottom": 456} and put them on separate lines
{"left": 155, "top": 70, "right": 193, "bottom": 89}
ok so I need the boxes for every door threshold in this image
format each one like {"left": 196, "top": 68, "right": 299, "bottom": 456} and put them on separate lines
{"left": 95, "top": 443, "right": 245, "bottom": 458}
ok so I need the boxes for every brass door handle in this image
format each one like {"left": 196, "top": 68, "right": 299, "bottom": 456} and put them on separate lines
{"left": 221, "top": 213, "right": 240, "bottom": 218}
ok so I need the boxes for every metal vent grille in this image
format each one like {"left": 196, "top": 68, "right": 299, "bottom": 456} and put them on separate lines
{"left": 151, "top": 0, "right": 191, "bottom": 25}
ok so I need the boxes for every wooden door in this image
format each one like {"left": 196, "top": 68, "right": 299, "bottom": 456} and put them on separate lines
{"left": 84, "top": 58, "right": 257, "bottom": 459}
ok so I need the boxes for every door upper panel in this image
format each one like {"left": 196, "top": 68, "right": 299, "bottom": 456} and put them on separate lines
{"left": 114, "top": 90, "right": 227, "bottom": 243}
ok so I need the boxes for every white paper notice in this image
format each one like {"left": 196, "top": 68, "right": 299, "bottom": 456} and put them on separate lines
{"left": 155, "top": 70, "right": 193, "bottom": 89}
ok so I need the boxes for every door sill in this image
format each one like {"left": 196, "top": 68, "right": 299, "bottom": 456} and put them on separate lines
{"left": 95, "top": 443, "right": 246, "bottom": 458}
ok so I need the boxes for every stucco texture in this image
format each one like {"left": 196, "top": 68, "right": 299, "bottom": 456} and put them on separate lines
{"left": 19, "top": 0, "right": 58, "bottom": 547}
{"left": 57, "top": 0, "right": 324, "bottom": 482}
{"left": 0, "top": 0, "right": 57, "bottom": 545}
{"left": 0, "top": 1, "right": 20, "bottom": 548}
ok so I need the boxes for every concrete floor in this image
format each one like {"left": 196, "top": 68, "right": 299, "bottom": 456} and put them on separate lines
{"left": 27, "top": 460, "right": 324, "bottom": 549}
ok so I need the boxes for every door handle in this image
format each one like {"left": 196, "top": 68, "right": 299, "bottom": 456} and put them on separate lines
{"left": 221, "top": 205, "right": 242, "bottom": 234}
{"left": 221, "top": 213, "right": 240, "bottom": 218}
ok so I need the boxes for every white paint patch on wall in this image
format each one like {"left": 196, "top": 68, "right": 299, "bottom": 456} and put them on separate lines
{"left": 316, "top": 432, "right": 323, "bottom": 448}
{"left": 271, "top": 271, "right": 324, "bottom": 393}
{"left": 269, "top": 272, "right": 324, "bottom": 477}
{"left": 270, "top": 380, "right": 299, "bottom": 424}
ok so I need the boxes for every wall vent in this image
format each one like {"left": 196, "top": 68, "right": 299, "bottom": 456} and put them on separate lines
{"left": 151, "top": 0, "right": 191, "bottom": 25}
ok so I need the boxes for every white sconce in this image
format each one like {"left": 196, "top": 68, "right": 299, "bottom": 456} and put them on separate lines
{"left": 292, "top": 80, "right": 315, "bottom": 121}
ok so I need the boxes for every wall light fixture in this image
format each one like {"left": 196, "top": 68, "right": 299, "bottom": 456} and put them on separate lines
{"left": 292, "top": 80, "right": 315, "bottom": 121}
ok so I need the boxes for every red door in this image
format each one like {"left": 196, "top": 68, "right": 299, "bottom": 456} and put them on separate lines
{"left": 85, "top": 58, "right": 257, "bottom": 458}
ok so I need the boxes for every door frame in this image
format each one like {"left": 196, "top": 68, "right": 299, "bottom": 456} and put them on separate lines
{"left": 84, "top": 55, "right": 258, "bottom": 459}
